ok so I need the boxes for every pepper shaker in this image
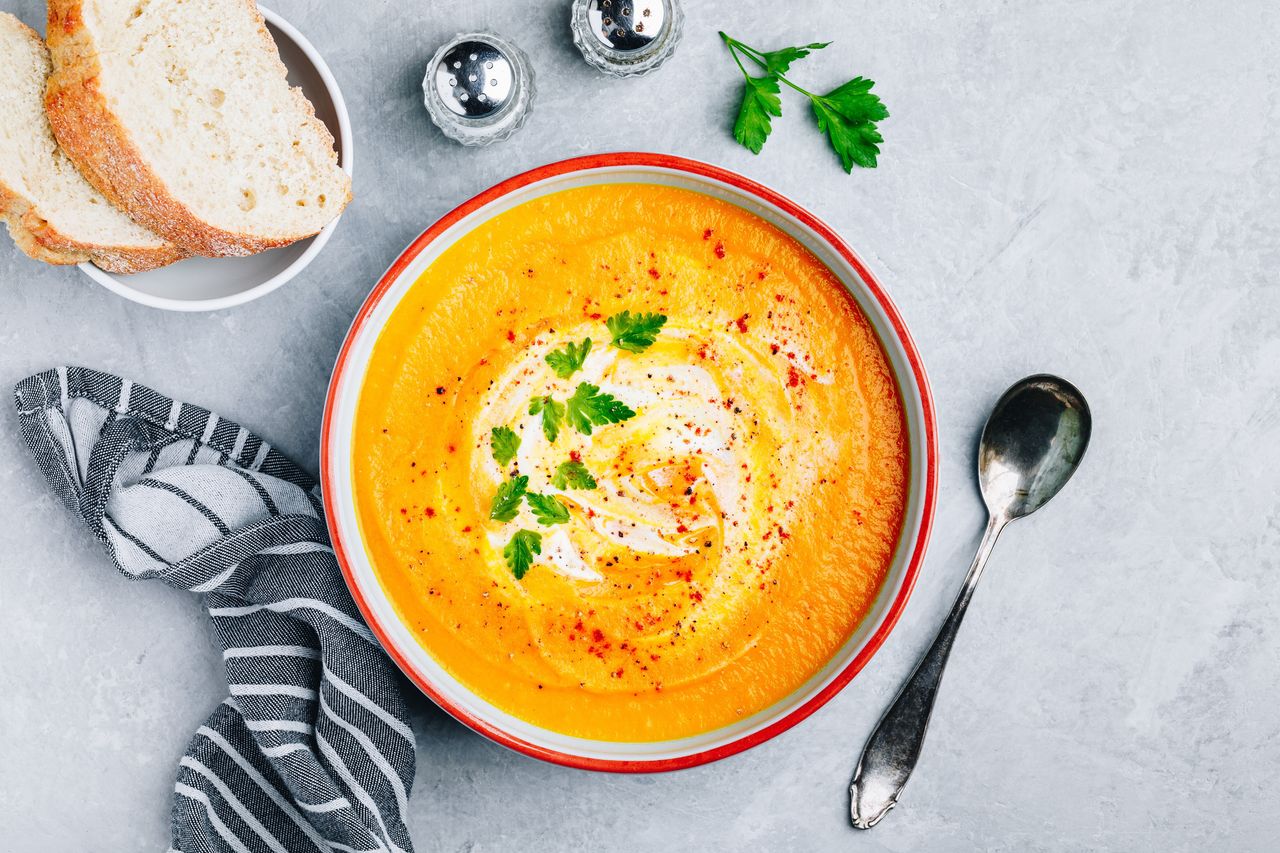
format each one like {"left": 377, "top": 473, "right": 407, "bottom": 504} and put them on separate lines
{"left": 570, "top": 0, "right": 684, "bottom": 77}
{"left": 423, "top": 32, "right": 535, "bottom": 146}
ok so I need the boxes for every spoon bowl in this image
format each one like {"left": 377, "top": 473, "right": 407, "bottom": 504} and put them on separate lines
{"left": 979, "top": 375, "right": 1092, "bottom": 520}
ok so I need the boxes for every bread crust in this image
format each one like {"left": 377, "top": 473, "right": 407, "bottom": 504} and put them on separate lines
{"left": 0, "top": 15, "right": 185, "bottom": 274}
{"left": 44, "top": 0, "right": 351, "bottom": 258}
{"left": 0, "top": 182, "right": 85, "bottom": 266}
{"left": 1, "top": 178, "right": 185, "bottom": 272}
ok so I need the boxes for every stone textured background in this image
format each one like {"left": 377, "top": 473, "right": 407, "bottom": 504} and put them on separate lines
{"left": 1, "top": 0, "right": 1277, "bottom": 850}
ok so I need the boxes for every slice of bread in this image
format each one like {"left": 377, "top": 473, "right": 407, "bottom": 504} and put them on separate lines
{"left": 45, "top": 0, "right": 351, "bottom": 258}
{"left": 0, "top": 13, "right": 183, "bottom": 273}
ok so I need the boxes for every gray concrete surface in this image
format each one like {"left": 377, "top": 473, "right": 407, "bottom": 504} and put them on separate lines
{"left": 1, "top": 0, "right": 1277, "bottom": 850}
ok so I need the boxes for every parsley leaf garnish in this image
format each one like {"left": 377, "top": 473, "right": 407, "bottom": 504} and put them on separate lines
{"left": 528, "top": 395, "right": 565, "bottom": 443}
{"left": 733, "top": 75, "right": 781, "bottom": 154}
{"left": 605, "top": 311, "right": 667, "bottom": 353}
{"left": 565, "top": 382, "right": 635, "bottom": 436}
{"left": 818, "top": 76, "right": 891, "bottom": 125}
{"left": 525, "top": 493, "right": 571, "bottom": 526}
{"left": 552, "top": 460, "right": 597, "bottom": 491}
{"left": 503, "top": 529, "right": 541, "bottom": 580}
{"left": 490, "top": 426, "right": 520, "bottom": 467}
{"left": 719, "top": 31, "right": 887, "bottom": 172}
{"left": 812, "top": 78, "right": 889, "bottom": 170}
{"left": 760, "top": 41, "right": 830, "bottom": 75}
{"left": 545, "top": 338, "right": 592, "bottom": 378}
{"left": 489, "top": 475, "right": 528, "bottom": 523}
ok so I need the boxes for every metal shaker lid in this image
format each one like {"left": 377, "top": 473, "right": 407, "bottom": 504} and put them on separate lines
{"left": 423, "top": 32, "right": 535, "bottom": 145}
{"left": 571, "top": 0, "right": 684, "bottom": 78}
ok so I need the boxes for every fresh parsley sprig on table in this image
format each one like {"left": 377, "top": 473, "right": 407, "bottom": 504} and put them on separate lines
{"left": 719, "top": 32, "right": 888, "bottom": 171}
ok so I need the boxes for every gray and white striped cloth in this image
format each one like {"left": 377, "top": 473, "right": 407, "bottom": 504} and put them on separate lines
{"left": 14, "top": 366, "right": 417, "bottom": 853}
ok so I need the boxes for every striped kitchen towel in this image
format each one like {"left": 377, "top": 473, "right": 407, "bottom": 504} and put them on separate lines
{"left": 13, "top": 366, "right": 417, "bottom": 853}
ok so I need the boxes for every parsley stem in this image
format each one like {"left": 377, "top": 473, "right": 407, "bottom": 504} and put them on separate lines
{"left": 718, "top": 31, "right": 753, "bottom": 80}
{"left": 719, "top": 32, "right": 821, "bottom": 103}
{"left": 772, "top": 71, "right": 819, "bottom": 103}
{"left": 724, "top": 35, "right": 769, "bottom": 67}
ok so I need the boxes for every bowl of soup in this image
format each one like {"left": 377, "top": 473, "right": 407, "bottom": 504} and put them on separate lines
{"left": 321, "top": 153, "right": 937, "bottom": 771}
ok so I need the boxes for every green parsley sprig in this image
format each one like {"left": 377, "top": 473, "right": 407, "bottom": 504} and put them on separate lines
{"left": 525, "top": 493, "right": 571, "bottom": 526}
{"left": 565, "top": 382, "right": 635, "bottom": 436}
{"left": 719, "top": 32, "right": 888, "bottom": 172}
{"left": 529, "top": 395, "right": 565, "bottom": 443}
{"left": 545, "top": 338, "right": 592, "bottom": 378}
{"left": 489, "top": 475, "right": 528, "bottom": 522}
{"left": 503, "top": 529, "right": 541, "bottom": 579}
{"left": 606, "top": 311, "right": 667, "bottom": 353}
{"left": 490, "top": 426, "right": 520, "bottom": 467}
{"left": 552, "top": 459, "right": 598, "bottom": 491}
{"left": 528, "top": 383, "right": 634, "bottom": 443}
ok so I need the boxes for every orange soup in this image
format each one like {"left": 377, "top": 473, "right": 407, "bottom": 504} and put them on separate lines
{"left": 353, "top": 184, "right": 908, "bottom": 742}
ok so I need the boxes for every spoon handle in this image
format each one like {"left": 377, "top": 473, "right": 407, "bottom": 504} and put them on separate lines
{"left": 850, "top": 514, "right": 1006, "bottom": 829}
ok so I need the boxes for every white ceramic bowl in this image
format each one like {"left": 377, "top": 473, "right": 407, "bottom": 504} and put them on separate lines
{"left": 322, "top": 154, "right": 938, "bottom": 772}
{"left": 77, "top": 6, "right": 353, "bottom": 312}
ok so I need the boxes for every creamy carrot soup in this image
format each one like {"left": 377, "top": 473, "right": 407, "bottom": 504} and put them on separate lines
{"left": 353, "top": 184, "right": 908, "bottom": 742}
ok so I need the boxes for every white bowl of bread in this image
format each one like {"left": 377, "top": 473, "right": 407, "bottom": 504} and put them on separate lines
{"left": 0, "top": 2, "right": 352, "bottom": 311}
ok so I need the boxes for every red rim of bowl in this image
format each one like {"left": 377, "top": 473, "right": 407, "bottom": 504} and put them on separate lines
{"left": 321, "top": 152, "right": 938, "bottom": 773}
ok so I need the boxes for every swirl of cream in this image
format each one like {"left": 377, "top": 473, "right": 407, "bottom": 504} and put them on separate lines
{"left": 473, "top": 319, "right": 816, "bottom": 690}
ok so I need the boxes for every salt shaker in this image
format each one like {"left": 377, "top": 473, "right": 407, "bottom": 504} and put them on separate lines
{"left": 423, "top": 32, "right": 535, "bottom": 146}
{"left": 570, "top": 0, "right": 684, "bottom": 77}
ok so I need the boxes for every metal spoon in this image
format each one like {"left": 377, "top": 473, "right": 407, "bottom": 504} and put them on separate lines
{"left": 850, "top": 374, "right": 1091, "bottom": 829}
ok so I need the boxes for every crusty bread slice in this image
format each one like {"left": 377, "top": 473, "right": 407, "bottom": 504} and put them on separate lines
{"left": 45, "top": 0, "right": 351, "bottom": 258}
{"left": 0, "top": 13, "right": 183, "bottom": 273}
